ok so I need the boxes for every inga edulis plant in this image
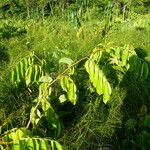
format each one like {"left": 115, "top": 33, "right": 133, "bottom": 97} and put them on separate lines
{"left": 0, "top": 44, "right": 149, "bottom": 149}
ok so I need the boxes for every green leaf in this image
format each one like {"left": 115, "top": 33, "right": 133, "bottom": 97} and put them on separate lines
{"left": 41, "top": 100, "right": 51, "bottom": 112}
{"left": 135, "top": 57, "right": 142, "bottom": 77}
{"left": 85, "top": 60, "right": 90, "bottom": 73}
{"left": 51, "top": 140, "right": 63, "bottom": 150}
{"left": 36, "top": 109, "right": 42, "bottom": 118}
{"left": 19, "top": 140, "right": 27, "bottom": 150}
{"left": 68, "top": 66, "right": 74, "bottom": 75}
{"left": 23, "top": 57, "right": 29, "bottom": 73}
{"left": 96, "top": 71, "right": 103, "bottom": 95}
{"left": 68, "top": 81, "right": 77, "bottom": 105}
{"left": 85, "top": 59, "right": 112, "bottom": 103}
{"left": 39, "top": 82, "right": 51, "bottom": 98}
{"left": 25, "top": 66, "right": 33, "bottom": 86}
{"left": 34, "top": 65, "right": 38, "bottom": 82}
{"left": 59, "top": 94, "right": 67, "bottom": 103}
{"left": 60, "top": 76, "right": 68, "bottom": 92}
{"left": 102, "top": 77, "right": 111, "bottom": 104}
{"left": 93, "top": 63, "right": 99, "bottom": 87}
{"left": 15, "top": 129, "right": 25, "bottom": 140}
{"left": 11, "top": 69, "right": 16, "bottom": 83}
{"left": 39, "top": 139, "right": 50, "bottom": 150}
{"left": 26, "top": 138, "right": 35, "bottom": 150}
{"left": 60, "top": 76, "right": 77, "bottom": 105}
{"left": 0, "top": 145, "right": 4, "bottom": 150}
{"left": 16, "top": 65, "right": 21, "bottom": 83}
{"left": 12, "top": 141, "right": 20, "bottom": 150}
{"left": 8, "top": 132, "right": 18, "bottom": 141}
{"left": 39, "top": 75, "right": 52, "bottom": 83}
{"left": 54, "top": 122, "right": 63, "bottom": 139}
{"left": 59, "top": 57, "right": 73, "bottom": 65}
{"left": 121, "top": 49, "right": 128, "bottom": 67}
{"left": 89, "top": 61, "right": 95, "bottom": 81}
{"left": 33, "top": 138, "right": 40, "bottom": 150}
{"left": 90, "top": 48, "right": 103, "bottom": 63}
{"left": 140, "top": 62, "right": 149, "bottom": 80}
{"left": 10, "top": 55, "right": 34, "bottom": 84}
{"left": 115, "top": 47, "right": 121, "bottom": 60}
{"left": 30, "top": 107, "right": 40, "bottom": 126}
{"left": 19, "top": 61, "right": 24, "bottom": 78}
{"left": 129, "top": 55, "right": 137, "bottom": 71}
{"left": 112, "top": 66, "right": 125, "bottom": 73}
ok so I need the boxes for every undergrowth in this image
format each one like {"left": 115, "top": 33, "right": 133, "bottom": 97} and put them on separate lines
{"left": 0, "top": 13, "right": 150, "bottom": 149}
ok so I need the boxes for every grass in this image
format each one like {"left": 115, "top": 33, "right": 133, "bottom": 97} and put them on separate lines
{"left": 60, "top": 87, "right": 125, "bottom": 149}
{"left": 106, "top": 14, "right": 150, "bottom": 54}
{"left": 0, "top": 13, "right": 150, "bottom": 149}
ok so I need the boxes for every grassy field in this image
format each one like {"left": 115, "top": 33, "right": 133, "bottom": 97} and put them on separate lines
{"left": 0, "top": 11, "right": 150, "bottom": 149}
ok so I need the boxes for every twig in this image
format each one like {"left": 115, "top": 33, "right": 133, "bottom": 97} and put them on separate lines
{"left": 26, "top": 56, "right": 88, "bottom": 128}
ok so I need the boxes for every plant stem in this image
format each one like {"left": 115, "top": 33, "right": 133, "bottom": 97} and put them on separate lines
{"left": 26, "top": 56, "right": 88, "bottom": 128}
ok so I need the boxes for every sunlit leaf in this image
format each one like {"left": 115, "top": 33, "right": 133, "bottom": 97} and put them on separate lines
{"left": 59, "top": 57, "right": 73, "bottom": 65}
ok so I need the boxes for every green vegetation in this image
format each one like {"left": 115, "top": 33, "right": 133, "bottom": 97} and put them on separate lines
{"left": 0, "top": 0, "right": 150, "bottom": 149}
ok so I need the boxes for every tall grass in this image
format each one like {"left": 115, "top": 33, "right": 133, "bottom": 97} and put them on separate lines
{"left": 0, "top": 14, "right": 150, "bottom": 149}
